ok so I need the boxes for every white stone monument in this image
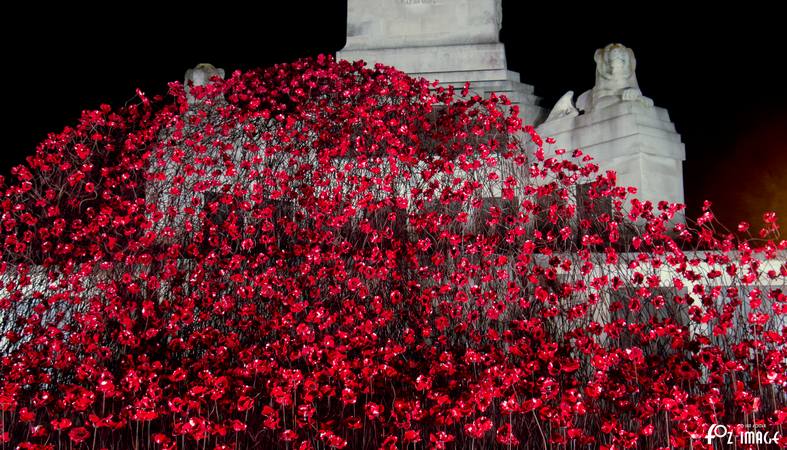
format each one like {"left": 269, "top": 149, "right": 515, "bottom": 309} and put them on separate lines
{"left": 337, "top": 5, "right": 685, "bottom": 214}
{"left": 538, "top": 43, "right": 685, "bottom": 211}
{"left": 337, "top": 0, "right": 544, "bottom": 125}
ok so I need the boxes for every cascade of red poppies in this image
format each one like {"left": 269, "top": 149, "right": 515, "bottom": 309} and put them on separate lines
{"left": 0, "top": 55, "right": 784, "bottom": 449}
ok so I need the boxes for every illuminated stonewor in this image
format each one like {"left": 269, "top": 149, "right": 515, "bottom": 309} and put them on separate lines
{"left": 337, "top": 1, "right": 686, "bottom": 214}
{"left": 337, "top": 0, "right": 545, "bottom": 126}
{"left": 538, "top": 43, "right": 686, "bottom": 213}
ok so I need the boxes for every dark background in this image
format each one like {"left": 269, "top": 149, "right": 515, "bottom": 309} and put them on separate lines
{"left": 4, "top": 3, "right": 785, "bottom": 229}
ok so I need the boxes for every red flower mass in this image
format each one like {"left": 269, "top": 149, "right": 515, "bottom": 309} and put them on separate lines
{"left": 0, "top": 55, "right": 785, "bottom": 448}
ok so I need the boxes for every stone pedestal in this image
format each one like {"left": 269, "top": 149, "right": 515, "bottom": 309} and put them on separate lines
{"left": 537, "top": 101, "right": 686, "bottom": 209}
{"left": 338, "top": 10, "right": 686, "bottom": 215}
{"left": 337, "top": 0, "right": 544, "bottom": 125}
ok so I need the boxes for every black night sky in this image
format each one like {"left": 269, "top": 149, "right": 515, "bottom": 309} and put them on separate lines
{"left": 4, "top": 3, "right": 786, "bottom": 230}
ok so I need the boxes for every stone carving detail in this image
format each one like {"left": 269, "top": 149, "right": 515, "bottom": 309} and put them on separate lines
{"left": 576, "top": 43, "right": 654, "bottom": 112}
{"left": 185, "top": 63, "right": 225, "bottom": 102}
{"left": 545, "top": 90, "right": 579, "bottom": 122}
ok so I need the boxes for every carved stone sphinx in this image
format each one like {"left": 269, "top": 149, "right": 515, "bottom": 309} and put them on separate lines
{"left": 576, "top": 43, "right": 654, "bottom": 113}
{"left": 543, "top": 43, "right": 654, "bottom": 123}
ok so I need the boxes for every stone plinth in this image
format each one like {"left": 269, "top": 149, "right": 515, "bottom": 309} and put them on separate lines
{"left": 337, "top": 0, "right": 544, "bottom": 125}
{"left": 537, "top": 101, "right": 686, "bottom": 209}
{"left": 343, "top": 0, "right": 502, "bottom": 50}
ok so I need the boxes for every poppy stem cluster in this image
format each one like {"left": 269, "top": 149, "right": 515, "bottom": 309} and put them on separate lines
{"left": 0, "top": 55, "right": 784, "bottom": 449}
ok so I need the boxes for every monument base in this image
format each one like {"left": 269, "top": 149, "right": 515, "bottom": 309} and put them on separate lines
{"left": 537, "top": 101, "right": 686, "bottom": 211}
{"left": 338, "top": 43, "right": 544, "bottom": 125}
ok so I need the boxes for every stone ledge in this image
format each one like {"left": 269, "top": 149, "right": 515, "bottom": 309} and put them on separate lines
{"left": 338, "top": 43, "right": 508, "bottom": 74}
